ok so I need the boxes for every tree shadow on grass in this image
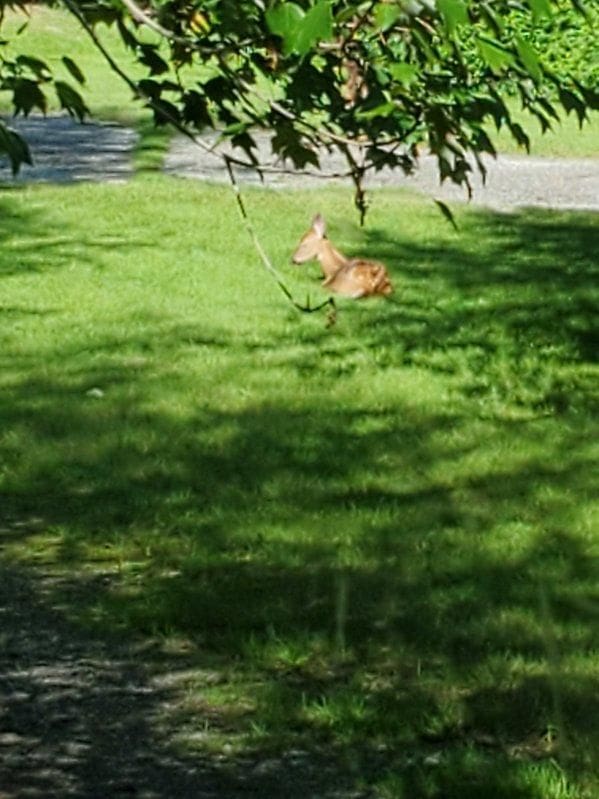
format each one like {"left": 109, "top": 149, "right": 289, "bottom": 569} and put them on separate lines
{"left": 358, "top": 207, "right": 598, "bottom": 375}
{"left": 1, "top": 365, "right": 597, "bottom": 797}
{"left": 0, "top": 199, "right": 598, "bottom": 797}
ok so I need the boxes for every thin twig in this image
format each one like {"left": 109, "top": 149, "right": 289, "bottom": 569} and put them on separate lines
{"left": 119, "top": 0, "right": 252, "bottom": 55}
{"left": 224, "top": 157, "right": 336, "bottom": 314}
{"left": 119, "top": 0, "right": 179, "bottom": 41}
{"left": 224, "top": 155, "right": 283, "bottom": 284}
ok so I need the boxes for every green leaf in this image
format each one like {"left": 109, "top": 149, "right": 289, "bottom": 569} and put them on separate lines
{"left": 479, "top": 2, "right": 504, "bottom": 36}
{"left": 477, "top": 36, "right": 514, "bottom": 74}
{"left": 231, "top": 130, "right": 259, "bottom": 164}
{"left": 389, "top": 62, "right": 419, "bottom": 86}
{"left": 559, "top": 87, "right": 587, "bottom": 126}
{"left": 272, "top": 124, "right": 320, "bottom": 169}
{"left": 304, "top": 0, "right": 334, "bottom": 43}
{"left": 515, "top": 36, "right": 542, "bottom": 83}
{"left": 537, "top": 96, "right": 560, "bottom": 122}
{"left": 54, "top": 81, "right": 90, "bottom": 121}
{"left": 508, "top": 121, "right": 530, "bottom": 152}
{"left": 434, "top": 200, "right": 459, "bottom": 231}
{"left": 182, "top": 90, "right": 212, "bottom": 130}
{"left": 61, "top": 56, "right": 86, "bottom": 85}
{"left": 0, "top": 120, "right": 32, "bottom": 175}
{"left": 117, "top": 18, "right": 139, "bottom": 51}
{"left": 202, "top": 75, "right": 238, "bottom": 104}
{"left": 138, "top": 78, "right": 162, "bottom": 101}
{"left": 573, "top": 80, "right": 599, "bottom": 111}
{"left": 13, "top": 78, "right": 47, "bottom": 115}
{"left": 472, "top": 127, "right": 496, "bottom": 157}
{"left": 266, "top": 1, "right": 332, "bottom": 56}
{"left": 569, "top": 0, "right": 589, "bottom": 19}
{"left": 15, "top": 55, "right": 51, "bottom": 79}
{"left": 374, "top": 3, "right": 401, "bottom": 31}
{"left": 437, "top": 0, "right": 469, "bottom": 36}
{"left": 411, "top": 27, "right": 436, "bottom": 64}
{"left": 356, "top": 101, "right": 396, "bottom": 121}
{"left": 138, "top": 44, "right": 169, "bottom": 76}
{"left": 151, "top": 98, "right": 181, "bottom": 127}
{"left": 265, "top": 3, "right": 305, "bottom": 54}
{"left": 527, "top": 0, "right": 552, "bottom": 21}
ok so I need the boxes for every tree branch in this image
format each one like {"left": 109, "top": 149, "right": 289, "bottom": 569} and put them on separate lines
{"left": 118, "top": 0, "right": 252, "bottom": 55}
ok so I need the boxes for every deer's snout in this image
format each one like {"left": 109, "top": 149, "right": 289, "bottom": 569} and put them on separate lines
{"left": 291, "top": 250, "right": 308, "bottom": 265}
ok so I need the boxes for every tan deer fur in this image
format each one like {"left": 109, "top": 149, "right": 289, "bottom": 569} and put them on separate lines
{"left": 291, "top": 214, "right": 393, "bottom": 299}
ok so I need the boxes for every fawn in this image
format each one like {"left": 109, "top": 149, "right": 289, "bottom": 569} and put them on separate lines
{"left": 291, "top": 214, "right": 393, "bottom": 298}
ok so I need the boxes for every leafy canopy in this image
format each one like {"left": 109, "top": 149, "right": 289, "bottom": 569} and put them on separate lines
{"left": 0, "top": 0, "right": 597, "bottom": 215}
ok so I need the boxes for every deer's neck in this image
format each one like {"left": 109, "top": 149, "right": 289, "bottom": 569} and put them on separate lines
{"left": 317, "top": 239, "right": 348, "bottom": 278}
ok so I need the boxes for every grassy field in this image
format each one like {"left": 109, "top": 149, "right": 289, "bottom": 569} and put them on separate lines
{"left": 491, "top": 105, "right": 599, "bottom": 158}
{"left": 1, "top": 174, "right": 598, "bottom": 797}
{"left": 0, "top": 6, "right": 598, "bottom": 798}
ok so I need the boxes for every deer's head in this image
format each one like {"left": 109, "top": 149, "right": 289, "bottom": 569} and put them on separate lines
{"left": 291, "top": 214, "right": 327, "bottom": 264}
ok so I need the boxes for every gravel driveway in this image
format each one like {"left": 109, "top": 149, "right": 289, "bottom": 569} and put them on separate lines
{"left": 165, "top": 131, "right": 599, "bottom": 212}
{"left": 3, "top": 115, "right": 599, "bottom": 211}
{"left": 5, "top": 115, "right": 137, "bottom": 184}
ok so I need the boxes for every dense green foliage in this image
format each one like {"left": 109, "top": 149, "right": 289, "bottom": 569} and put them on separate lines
{"left": 1, "top": 177, "right": 598, "bottom": 796}
{"left": 517, "top": 1, "right": 599, "bottom": 87}
{"left": 1, "top": 1, "right": 598, "bottom": 215}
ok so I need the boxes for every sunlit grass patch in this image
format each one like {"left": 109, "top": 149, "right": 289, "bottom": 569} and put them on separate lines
{"left": 491, "top": 103, "right": 599, "bottom": 158}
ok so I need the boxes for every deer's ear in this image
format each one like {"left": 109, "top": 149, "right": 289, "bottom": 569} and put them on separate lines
{"left": 312, "top": 214, "right": 326, "bottom": 238}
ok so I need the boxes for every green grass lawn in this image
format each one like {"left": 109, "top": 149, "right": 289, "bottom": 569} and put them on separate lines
{"left": 0, "top": 174, "right": 597, "bottom": 798}
{"left": 490, "top": 104, "right": 599, "bottom": 158}
{"left": 1, "top": 6, "right": 598, "bottom": 797}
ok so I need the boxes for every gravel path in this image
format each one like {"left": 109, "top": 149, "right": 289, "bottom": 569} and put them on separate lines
{"left": 3, "top": 115, "right": 599, "bottom": 211}
{"left": 0, "top": 562, "right": 371, "bottom": 799}
{"left": 6, "top": 116, "right": 137, "bottom": 184}
{"left": 166, "top": 131, "right": 599, "bottom": 212}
